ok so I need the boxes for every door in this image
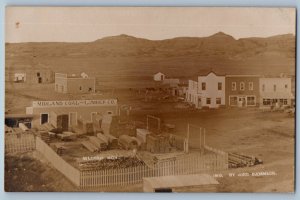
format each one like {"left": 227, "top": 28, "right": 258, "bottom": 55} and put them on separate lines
{"left": 69, "top": 112, "right": 77, "bottom": 127}
{"left": 197, "top": 97, "right": 202, "bottom": 108}
{"left": 57, "top": 114, "right": 69, "bottom": 131}
{"left": 238, "top": 97, "right": 246, "bottom": 107}
{"left": 41, "top": 113, "right": 49, "bottom": 124}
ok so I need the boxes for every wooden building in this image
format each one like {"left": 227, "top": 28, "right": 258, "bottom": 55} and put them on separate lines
{"left": 55, "top": 73, "right": 95, "bottom": 94}
{"left": 225, "top": 75, "right": 260, "bottom": 107}
{"left": 25, "top": 99, "right": 118, "bottom": 129}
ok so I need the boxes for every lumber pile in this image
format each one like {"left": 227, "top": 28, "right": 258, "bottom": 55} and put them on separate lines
{"left": 105, "top": 134, "right": 118, "bottom": 149}
{"left": 57, "top": 131, "right": 77, "bottom": 141}
{"left": 39, "top": 131, "right": 51, "bottom": 144}
{"left": 228, "top": 152, "right": 263, "bottom": 168}
{"left": 88, "top": 136, "right": 108, "bottom": 151}
{"left": 146, "top": 134, "right": 171, "bottom": 153}
{"left": 81, "top": 141, "right": 98, "bottom": 152}
{"left": 78, "top": 119, "right": 94, "bottom": 135}
{"left": 77, "top": 156, "right": 145, "bottom": 171}
{"left": 169, "top": 134, "right": 185, "bottom": 150}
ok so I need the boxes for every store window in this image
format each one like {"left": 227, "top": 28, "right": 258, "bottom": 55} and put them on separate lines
{"left": 206, "top": 98, "right": 211, "bottom": 105}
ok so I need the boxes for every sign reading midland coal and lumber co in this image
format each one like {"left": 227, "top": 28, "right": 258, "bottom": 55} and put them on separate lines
{"left": 32, "top": 99, "right": 118, "bottom": 108}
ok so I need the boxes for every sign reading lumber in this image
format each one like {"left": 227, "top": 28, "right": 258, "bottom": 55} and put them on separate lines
{"left": 32, "top": 99, "right": 118, "bottom": 108}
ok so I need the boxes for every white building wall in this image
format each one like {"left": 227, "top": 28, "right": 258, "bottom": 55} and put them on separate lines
{"left": 259, "top": 77, "right": 294, "bottom": 106}
{"left": 186, "top": 80, "right": 200, "bottom": 107}
{"left": 153, "top": 72, "right": 165, "bottom": 81}
{"left": 259, "top": 78, "right": 292, "bottom": 93}
{"left": 198, "top": 73, "right": 225, "bottom": 108}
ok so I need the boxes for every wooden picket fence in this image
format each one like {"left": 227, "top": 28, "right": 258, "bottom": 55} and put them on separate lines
{"left": 33, "top": 136, "right": 228, "bottom": 188}
{"left": 5, "top": 133, "right": 36, "bottom": 153}
{"left": 35, "top": 137, "right": 81, "bottom": 186}
{"left": 80, "top": 151, "right": 228, "bottom": 188}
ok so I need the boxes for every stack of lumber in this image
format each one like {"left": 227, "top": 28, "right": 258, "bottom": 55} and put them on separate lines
{"left": 88, "top": 136, "right": 107, "bottom": 151}
{"left": 78, "top": 119, "right": 94, "bottom": 135}
{"left": 169, "top": 134, "right": 185, "bottom": 150}
{"left": 96, "top": 133, "right": 109, "bottom": 144}
{"left": 39, "top": 131, "right": 50, "bottom": 144}
{"left": 81, "top": 140, "right": 98, "bottom": 152}
{"left": 105, "top": 134, "right": 118, "bottom": 149}
{"left": 57, "top": 132, "right": 77, "bottom": 141}
{"left": 72, "top": 126, "right": 86, "bottom": 136}
{"left": 228, "top": 152, "right": 263, "bottom": 168}
{"left": 77, "top": 156, "right": 145, "bottom": 171}
{"left": 146, "top": 134, "right": 171, "bottom": 153}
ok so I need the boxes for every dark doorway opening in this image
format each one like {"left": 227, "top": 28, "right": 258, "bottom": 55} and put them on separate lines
{"left": 155, "top": 188, "right": 172, "bottom": 193}
{"left": 41, "top": 114, "right": 49, "bottom": 124}
{"left": 38, "top": 77, "right": 42, "bottom": 83}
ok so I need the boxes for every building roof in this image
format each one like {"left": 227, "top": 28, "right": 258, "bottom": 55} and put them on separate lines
{"left": 143, "top": 174, "right": 219, "bottom": 189}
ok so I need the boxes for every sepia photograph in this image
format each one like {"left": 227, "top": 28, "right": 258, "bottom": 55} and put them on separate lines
{"left": 4, "top": 7, "right": 296, "bottom": 192}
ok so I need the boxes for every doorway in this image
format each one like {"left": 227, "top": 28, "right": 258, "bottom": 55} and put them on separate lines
{"left": 197, "top": 97, "right": 202, "bottom": 108}
{"left": 40, "top": 113, "right": 49, "bottom": 124}
{"left": 238, "top": 97, "right": 246, "bottom": 107}
{"left": 38, "top": 77, "right": 42, "bottom": 83}
{"left": 69, "top": 112, "right": 77, "bottom": 127}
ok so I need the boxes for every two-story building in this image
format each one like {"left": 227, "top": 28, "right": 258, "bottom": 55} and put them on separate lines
{"left": 186, "top": 71, "right": 225, "bottom": 109}
{"left": 225, "top": 75, "right": 260, "bottom": 107}
{"left": 259, "top": 77, "right": 294, "bottom": 107}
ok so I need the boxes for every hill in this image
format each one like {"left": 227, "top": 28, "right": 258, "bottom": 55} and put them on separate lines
{"left": 5, "top": 32, "right": 295, "bottom": 78}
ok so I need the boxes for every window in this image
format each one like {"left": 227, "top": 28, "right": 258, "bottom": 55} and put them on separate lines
{"left": 240, "top": 82, "right": 245, "bottom": 91}
{"left": 230, "top": 96, "right": 238, "bottom": 106}
{"left": 263, "top": 99, "right": 271, "bottom": 105}
{"left": 216, "top": 98, "right": 221, "bottom": 105}
{"left": 206, "top": 98, "right": 211, "bottom": 105}
{"left": 248, "top": 82, "right": 254, "bottom": 91}
{"left": 89, "top": 87, "right": 93, "bottom": 92}
{"left": 283, "top": 99, "right": 288, "bottom": 105}
{"left": 262, "top": 84, "right": 265, "bottom": 92}
{"left": 37, "top": 72, "right": 40, "bottom": 77}
{"left": 285, "top": 84, "right": 288, "bottom": 89}
{"left": 247, "top": 96, "right": 255, "bottom": 106}
{"left": 202, "top": 82, "right": 206, "bottom": 90}
{"left": 79, "top": 86, "right": 82, "bottom": 91}
{"left": 231, "top": 82, "right": 236, "bottom": 91}
{"left": 218, "top": 82, "right": 222, "bottom": 90}
{"left": 273, "top": 85, "right": 276, "bottom": 92}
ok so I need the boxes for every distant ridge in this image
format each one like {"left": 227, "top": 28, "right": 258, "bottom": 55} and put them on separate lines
{"left": 5, "top": 32, "right": 295, "bottom": 77}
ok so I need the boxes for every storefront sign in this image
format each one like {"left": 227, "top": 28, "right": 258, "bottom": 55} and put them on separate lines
{"left": 32, "top": 99, "right": 118, "bottom": 108}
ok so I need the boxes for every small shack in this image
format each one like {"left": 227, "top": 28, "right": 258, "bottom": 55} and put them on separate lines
{"left": 143, "top": 174, "right": 219, "bottom": 192}
{"left": 153, "top": 72, "right": 165, "bottom": 81}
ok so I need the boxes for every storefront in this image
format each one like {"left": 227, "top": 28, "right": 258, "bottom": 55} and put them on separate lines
{"left": 26, "top": 99, "right": 118, "bottom": 129}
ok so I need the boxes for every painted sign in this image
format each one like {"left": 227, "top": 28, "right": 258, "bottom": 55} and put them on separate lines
{"left": 32, "top": 99, "right": 118, "bottom": 108}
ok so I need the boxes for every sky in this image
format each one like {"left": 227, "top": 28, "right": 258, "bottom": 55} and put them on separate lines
{"left": 5, "top": 7, "right": 296, "bottom": 43}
